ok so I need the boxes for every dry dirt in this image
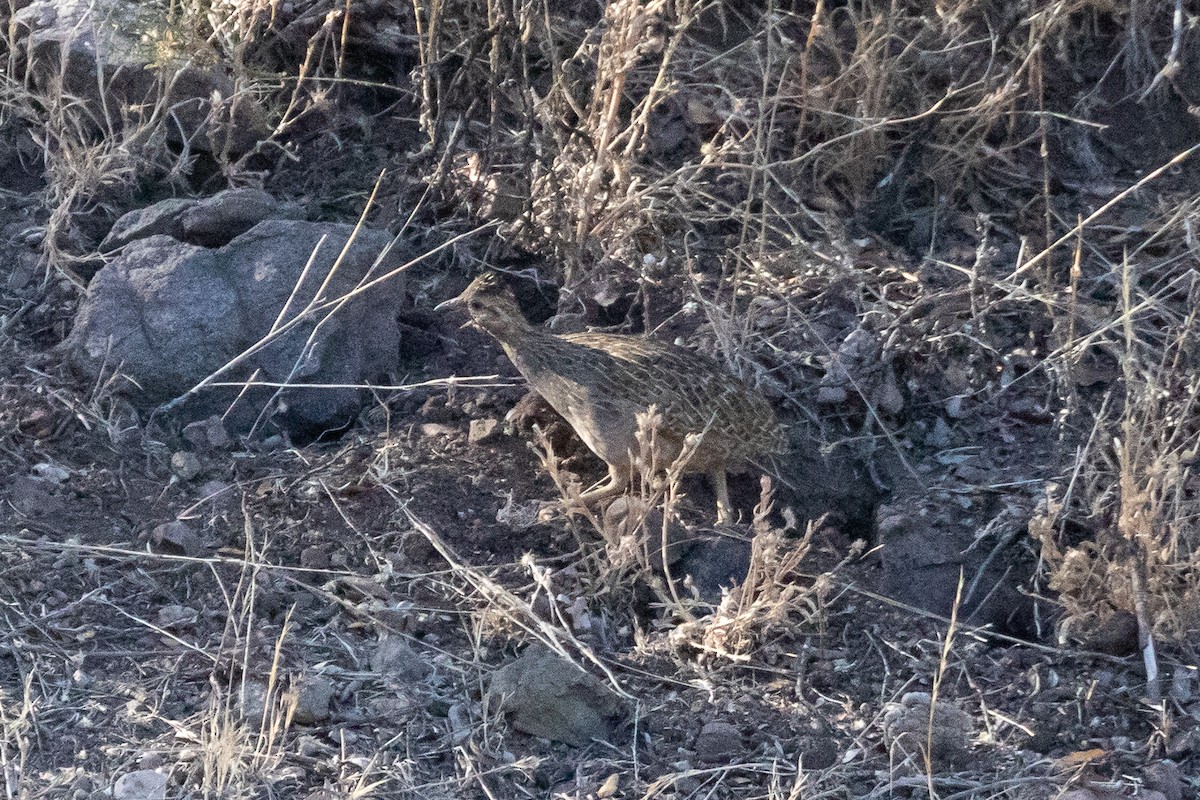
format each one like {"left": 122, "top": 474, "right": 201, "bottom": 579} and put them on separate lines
{"left": 3, "top": 1, "right": 1200, "bottom": 798}
{"left": 0, "top": 263, "right": 1193, "bottom": 799}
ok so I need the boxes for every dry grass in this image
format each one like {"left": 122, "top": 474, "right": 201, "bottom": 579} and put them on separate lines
{"left": 414, "top": 0, "right": 1200, "bottom": 648}
{"left": 3, "top": 0, "right": 1199, "bottom": 796}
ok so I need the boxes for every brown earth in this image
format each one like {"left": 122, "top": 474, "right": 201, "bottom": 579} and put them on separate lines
{"left": 3, "top": 1, "right": 1200, "bottom": 798}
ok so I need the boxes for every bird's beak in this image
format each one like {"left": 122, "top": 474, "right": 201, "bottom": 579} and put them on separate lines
{"left": 434, "top": 292, "right": 478, "bottom": 331}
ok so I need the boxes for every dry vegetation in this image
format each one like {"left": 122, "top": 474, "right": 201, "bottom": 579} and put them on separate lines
{"left": 2, "top": 0, "right": 1200, "bottom": 797}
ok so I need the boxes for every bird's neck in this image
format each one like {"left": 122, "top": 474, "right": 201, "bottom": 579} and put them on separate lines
{"left": 483, "top": 317, "right": 560, "bottom": 378}
{"left": 482, "top": 314, "right": 543, "bottom": 353}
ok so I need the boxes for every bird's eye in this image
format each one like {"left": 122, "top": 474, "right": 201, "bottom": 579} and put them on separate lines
{"left": 468, "top": 300, "right": 483, "bottom": 312}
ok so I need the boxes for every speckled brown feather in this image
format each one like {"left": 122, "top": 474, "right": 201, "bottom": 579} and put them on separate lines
{"left": 440, "top": 272, "right": 785, "bottom": 518}
{"left": 524, "top": 331, "right": 786, "bottom": 467}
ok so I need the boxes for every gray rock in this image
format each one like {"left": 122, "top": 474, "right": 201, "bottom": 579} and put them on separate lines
{"left": 800, "top": 734, "right": 839, "bottom": 770}
{"left": 695, "top": 721, "right": 742, "bottom": 764}
{"left": 239, "top": 680, "right": 269, "bottom": 725}
{"left": 300, "top": 545, "right": 331, "bottom": 569}
{"left": 486, "top": 646, "right": 624, "bottom": 746}
{"left": 468, "top": 417, "right": 500, "bottom": 444}
{"left": 181, "top": 189, "right": 284, "bottom": 246}
{"left": 370, "top": 639, "right": 432, "bottom": 682}
{"left": 927, "top": 416, "right": 952, "bottom": 448}
{"left": 113, "top": 769, "right": 167, "bottom": 800}
{"left": 149, "top": 520, "right": 204, "bottom": 557}
{"left": 182, "top": 416, "right": 231, "bottom": 449}
{"left": 876, "top": 495, "right": 1036, "bottom": 635}
{"left": 155, "top": 604, "right": 199, "bottom": 630}
{"left": 170, "top": 451, "right": 203, "bottom": 481}
{"left": 293, "top": 675, "right": 335, "bottom": 724}
{"left": 66, "top": 219, "right": 410, "bottom": 439}
{"left": 882, "top": 692, "right": 973, "bottom": 769}
{"left": 100, "top": 199, "right": 195, "bottom": 252}
{"left": 101, "top": 189, "right": 287, "bottom": 252}
{"left": 602, "top": 496, "right": 750, "bottom": 601}
{"left": 1146, "top": 760, "right": 1184, "bottom": 800}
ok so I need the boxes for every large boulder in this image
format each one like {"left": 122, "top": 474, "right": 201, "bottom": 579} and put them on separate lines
{"left": 65, "top": 218, "right": 410, "bottom": 440}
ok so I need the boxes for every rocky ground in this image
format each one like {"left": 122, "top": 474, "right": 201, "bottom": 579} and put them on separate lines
{"left": 2, "top": 1, "right": 1200, "bottom": 799}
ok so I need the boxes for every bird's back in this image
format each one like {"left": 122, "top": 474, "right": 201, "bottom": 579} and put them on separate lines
{"left": 508, "top": 330, "right": 785, "bottom": 468}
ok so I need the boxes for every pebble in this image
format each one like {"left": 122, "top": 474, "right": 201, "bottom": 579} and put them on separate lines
{"left": 182, "top": 416, "right": 231, "bottom": 449}
{"left": 695, "top": 721, "right": 742, "bottom": 763}
{"left": 468, "top": 417, "right": 500, "bottom": 444}
{"left": 370, "top": 639, "right": 432, "bottom": 681}
{"left": 293, "top": 675, "right": 335, "bottom": 724}
{"left": 170, "top": 451, "right": 203, "bottom": 480}
{"left": 149, "top": 521, "right": 204, "bottom": 557}
{"left": 882, "top": 692, "right": 972, "bottom": 768}
{"left": 486, "top": 646, "right": 624, "bottom": 746}
{"left": 113, "top": 770, "right": 167, "bottom": 800}
{"left": 926, "top": 417, "right": 952, "bottom": 448}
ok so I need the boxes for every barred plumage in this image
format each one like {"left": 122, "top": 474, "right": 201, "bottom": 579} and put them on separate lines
{"left": 439, "top": 272, "right": 785, "bottom": 522}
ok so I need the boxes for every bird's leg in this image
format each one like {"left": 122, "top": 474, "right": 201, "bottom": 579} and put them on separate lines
{"left": 579, "top": 463, "right": 631, "bottom": 505}
{"left": 709, "top": 469, "right": 732, "bottom": 524}
{"left": 539, "top": 464, "right": 630, "bottom": 522}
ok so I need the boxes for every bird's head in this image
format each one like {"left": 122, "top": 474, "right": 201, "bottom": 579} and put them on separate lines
{"left": 435, "top": 271, "right": 529, "bottom": 340}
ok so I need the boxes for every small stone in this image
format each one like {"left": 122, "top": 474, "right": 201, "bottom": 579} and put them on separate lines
{"left": 156, "top": 605, "right": 199, "bottom": 629}
{"left": 696, "top": 721, "right": 742, "bottom": 764}
{"left": 547, "top": 313, "right": 587, "bottom": 334}
{"left": 816, "top": 385, "right": 847, "bottom": 404}
{"left": 1084, "top": 610, "right": 1139, "bottom": 657}
{"left": 419, "top": 422, "right": 456, "bottom": 438}
{"left": 875, "top": 366, "right": 905, "bottom": 414}
{"left": 32, "top": 462, "right": 70, "bottom": 483}
{"left": 194, "top": 480, "right": 234, "bottom": 515}
{"left": 293, "top": 675, "right": 335, "bottom": 724}
{"left": 239, "top": 680, "right": 269, "bottom": 725}
{"left": 1170, "top": 668, "right": 1193, "bottom": 703}
{"left": 182, "top": 420, "right": 210, "bottom": 446}
{"left": 182, "top": 416, "right": 231, "bottom": 449}
{"left": 448, "top": 701, "right": 473, "bottom": 744}
{"left": 486, "top": 646, "right": 624, "bottom": 746}
{"left": 8, "top": 475, "right": 64, "bottom": 517}
{"left": 926, "top": 417, "right": 952, "bottom": 449}
{"left": 181, "top": 188, "right": 279, "bottom": 246}
{"left": 945, "top": 394, "right": 967, "bottom": 419}
{"left": 203, "top": 416, "right": 231, "bottom": 448}
{"left": 113, "top": 769, "right": 167, "bottom": 800}
{"left": 1145, "top": 760, "right": 1184, "bottom": 800}
{"left": 399, "top": 531, "right": 436, "bottom": 564}
{"left": 596, "top": 773, "right": 620, "bottom": 798}
{"left": 370, "top": 639, "right": 432, "bottom": 682}
{"left": 300, "top": 545, "right": 331, "bottom": 569}
{"left": 468, "top": 417, "right": 500, "bottom": 444}
{"left": 17, "top": 406, "right": 56, "bottom": 439}
{"left": 149, "top": 521, "right": 204, "bottom": 557}
{"left": 801, "top": 735, "right": 838, "bottom": 769}
{"left": 138, "top": 752, "right": 164, "bottom": 770}
{"left": 295, "top": 735, "right": 327, "bottom": 758}
{"left": 882, "top": 692, "right": 973, "bottom": 768}
{"left": 953, "top": 464, "right": 989, "bottom": 485}
{"left": 170, "top": 451, "right": 203, "bottom": 480}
